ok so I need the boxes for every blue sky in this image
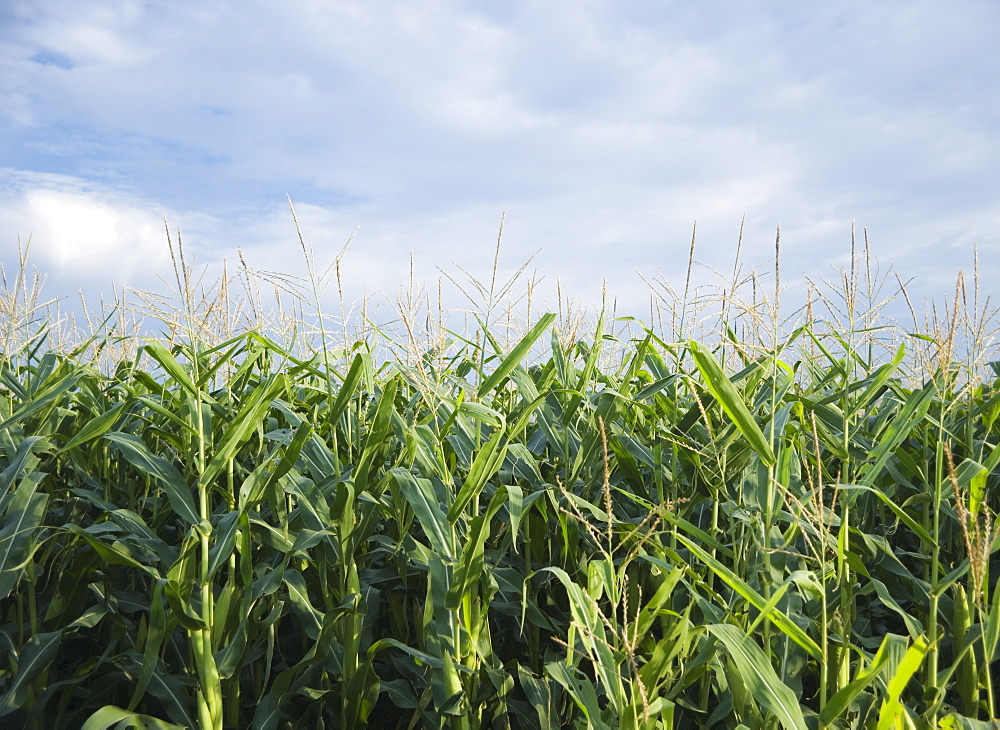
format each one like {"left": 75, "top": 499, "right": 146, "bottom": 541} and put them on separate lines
{"left": 2, "top": 0, "right": 998, "bottom": 324}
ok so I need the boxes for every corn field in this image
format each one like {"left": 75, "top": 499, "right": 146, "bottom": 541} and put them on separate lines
{"left": 2, "top": 230, "right": 1000, "bottom": 728}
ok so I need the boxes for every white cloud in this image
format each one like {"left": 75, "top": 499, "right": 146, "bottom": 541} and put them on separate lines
{"left": 0, "top": 171, "right": 172, "bottom": 287}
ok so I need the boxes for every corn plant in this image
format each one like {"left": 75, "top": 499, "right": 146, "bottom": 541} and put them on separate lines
{"left": 1, "top": 233, "right": 1000, "bottom": 728}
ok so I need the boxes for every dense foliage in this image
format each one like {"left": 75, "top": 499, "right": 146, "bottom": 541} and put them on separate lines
{"left": 1, "top": 243, "right": 1000, "bottom": 728}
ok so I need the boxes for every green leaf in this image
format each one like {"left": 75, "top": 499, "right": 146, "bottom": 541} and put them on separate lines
{"left": 446, "top": 486, "right": 507, "bottom": 608}
{"left": 0, "top": 369, "right": 82, "bottom": 431}
{"left": 60, "top": 401, "right": 128, "bottom": 452}
{"left": 367, "top": 637, "right": 458, "bottom": 671}
{"left": 688, "top": 341, "right": 775, "bottom": 466}
{"left": 708, "top": 624, "right": 807, "bottom": 730}
{"left": 283, "top": 570, "right": 324, "bottom": 641}
{"left": 871, "top": 578, "right": 925, "bottom": 640}
{"left": 518, "top": 665, "right": 555, "bottom": 729}
{"left": 939, "top": 713, "right": 1000, "bottom": 729}
{"left": 104, "top": 432, "right": 199, "bottom": 526}
{"left": 876, "top": 635, "right": 928, "bottom": 730}
{"left": 0, "top": 434, "right": 50, "bottom": 493}
{"left": 129, "top": 583, "right": 170, "bottom": 713}
{"left": 329, "top": 352, "right": 369, "bottom": 423}
{"left": 819, "top": 633, "right": 898, "bottom": 725}
{"left": 207, "top": 510, "right": 240, "bottom": 579}
{"left": 448, "top": 426, "right": 507, "bottom": 522}
{"left": 0, "top": 472, "right": 49, "bottom": 599}
{"left": 251, "top": 691, "right": 285, "bottom": 730}
{"left": 859, "top": 381, "right": 935, "bottom": 485}
{"left": 0, "top": 630, "right": 63, "bottom": 715}
{"left": 836, "top": 484, "right": 935, "bottom": 547}
{"left": 65, "top": 524, "right": 160, "bottom": 577}
{"left": 82, "top": 705, "right": 186, "bottom": 730}
{"left": 142, "top": 340, "right": 198, "bottom": 397}
{"left": 353, "top": 376, "right": 399, "bottom": 489}
{"left": 545, "top": 661, "right": 612, "bottom": 730}
{"left": 201, "top": 374, "right": 286, "bottom": 488}
{"left": 477, "top": 313, "right": 556, "bottom": 398}
{"left": 238, "top": 421, "right": 311, "bottom": 510}
{"left": 391, "top": 468, "right": 454, "bottom": 559}
{"left": 678, "top": 535, "right": 822, "bottom": 659}
{"left": 163, "top": 579, "right": 206, "bottom": 630}
{"left": 954, "top": 458, "right": 989, "bottom": 516}
{"left": 853, "top": 341, "right": 906, "bottom": 409}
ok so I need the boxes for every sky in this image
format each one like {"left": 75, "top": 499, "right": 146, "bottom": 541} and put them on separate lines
{"left": 1, "top": 0, "right": 998, "bottom": 329}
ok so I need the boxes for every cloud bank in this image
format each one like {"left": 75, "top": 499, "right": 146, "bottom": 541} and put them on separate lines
{"left": 1, "top": 0, "right": 998, "bottom": 320}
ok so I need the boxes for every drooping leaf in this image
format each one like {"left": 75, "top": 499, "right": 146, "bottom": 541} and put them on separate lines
{"left": 104, "top": 432, "right": 199, "bottom": 526}
{"left": 688, "top": 341, "right": 776, "bottom": 466}
{"left": 708, "top": 624, "right": 808, "bottom": 730}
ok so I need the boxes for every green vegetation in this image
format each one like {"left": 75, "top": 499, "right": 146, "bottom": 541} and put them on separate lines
{"left": 1, "top": 224, "right": 999, "bottom": 728}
